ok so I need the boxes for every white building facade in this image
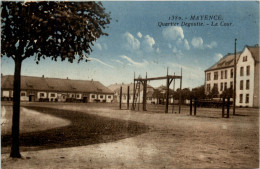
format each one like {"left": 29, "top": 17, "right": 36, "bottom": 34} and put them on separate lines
{"left": 205, "top": 45, "right": 259, "bottom": 107}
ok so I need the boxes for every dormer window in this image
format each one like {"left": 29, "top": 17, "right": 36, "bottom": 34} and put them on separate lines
{"left": 243, "top": 56, "right": 247, "bottom": 62}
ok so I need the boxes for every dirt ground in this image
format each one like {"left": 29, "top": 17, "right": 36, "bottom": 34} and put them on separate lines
{"left": 1, "top": 102, "right": 259, "bottom": 168}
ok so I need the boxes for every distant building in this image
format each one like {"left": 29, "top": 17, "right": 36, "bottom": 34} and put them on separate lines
{"left": 205, "top": 45, "right": 259, "bottom": 107}
{"left": 1, "top": 75, "right": 114, "bottom": 103}
{"left": 108, "top": 83, "right": 155, "bottom": 104}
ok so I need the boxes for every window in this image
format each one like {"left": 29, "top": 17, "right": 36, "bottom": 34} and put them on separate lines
{"left": 224, "top": 70, "right": 227, "bottom": 79}
{"left": 221, "top": 71, "right": 223, "bottom": 79}
{"left": 206, "top": 73, "right": 211, "bottom": 81}
{"left": 245, "top": 94, "right": 249, "bottom": 103}
{"left": 76, "top": 94, "right": 81, "bottom": 98}
{"left": 50, "top": 93, "right": 55, "bottom": 97}
{"left": 246, "top": 80, "right": 250, "bottom": 90}
{"left": 230, "top": 69, "right": 234, "bottom": 78}
{"left": 100, "top": 95, "right": 104, "bottom": 99}
{"left": 206, "top": 84, "right": 210, "bottom": 92}
{"left": 224, "top": 82, "right": 227, "bottom": 90}
{"left": 108, "top": 96, "right": 111, "bottom": 99}
{"left": 243, "top": 56, "right": 247, "bottom": 62}
{"left": 21, "top": 92, "right": 26, "bottom": 96}
{"left": 230, "top": 81, "right": 233, "bottom": 90}
{"left": 214, "top": 72, "right": 218, "bottom": 80}
{"left": 239, "top": 94, "right": 243, "bottom": 103}
{"left": 71, "top": 94, "right": 75, "bottom": 98}
{"left": 40, "top": 93, "right": 45, "bottom": 98}
{"left": 220, "top": 83, "right": 223, "bottom": 91}
{"left": 240, "top": 80, "right": 243, "bottom": 90}
{"left": 213, "top": 83, "right": 218, "bottom": 90}
{"left": 91, "top": 95, "right": 95, "bottom": 99}
{"left": 246, "top": 66, "right": 250, "bottom": 76}
{"left": 240, "top": 67, "right": 244, "bottom": 76}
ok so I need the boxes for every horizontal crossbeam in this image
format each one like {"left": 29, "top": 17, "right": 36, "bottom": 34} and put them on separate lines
{"left": 134, "top": 75, "right": 181, "bottom": 81}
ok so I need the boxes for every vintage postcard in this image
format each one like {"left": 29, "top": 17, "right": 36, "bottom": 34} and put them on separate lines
{"left": 1, "top": 1, "right": 259, "bottom": 168}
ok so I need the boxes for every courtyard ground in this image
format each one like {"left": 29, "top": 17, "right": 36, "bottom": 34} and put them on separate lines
{"left": 1, "top": 102, "right": 259, "bottom": 168}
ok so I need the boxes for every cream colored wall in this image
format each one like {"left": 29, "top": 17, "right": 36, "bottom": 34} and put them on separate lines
{"left": 20, "top": 91, "right": 29, "bottom": 101}
{"left": 2, "top": 90, "right": 10, "bottom": 97}
{"left": 37, "top": 92, "right": 47, "bottom": 99}
{"left": 236, "top": 48, "right": 255, "bottom": 107}
{"left": 205, "top": 67, "right": 234, "bottom": 95}
{"left": 253, "top": 61, "right": 259, "bottom": 107}
{"left": 89, "top": 94, "right": 97, "bottom": 102}
{"left": 106, "top": 95, "right": 114, "bottom": 102}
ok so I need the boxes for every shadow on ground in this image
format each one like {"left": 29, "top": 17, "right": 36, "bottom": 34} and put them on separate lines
{"left": 1, "top": 106, "right": 149, "bottom": 153}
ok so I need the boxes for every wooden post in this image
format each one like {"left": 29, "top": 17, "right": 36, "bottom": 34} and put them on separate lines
{"left": 143, "top": 73, "right": 147, "bottom": 111}
{"left": 179, "top": 68, "right": 182, "bottom": 114}
{"left": 233, "top": 39, "right": 237, "bottom": 115}
{"left": 190, "top": 96, "right": 192, "bottom": 115}
{"left": 227, "top": 97, "right": 230, "bottom": 118}
{"left": 194, "top": 97, "right": 197, "bottom": 116}
{"left": 165, "top": 67, "right": 169, "bottom": 113}
{"left": 132, "top": 72, "right": 136, "bottom": 110}
{"left": 127, "top": 86, "right": 130, "bottom": 110}
{"left": 119, "top": 86, "right": 122, "bottom": 109}
{"left": 172, "top": 72, "right": 175, "bottom": 114}
{"left": 138, "top": 81, "right": 140, "bottom": 111}
{"left": 222, "top": 96, "right": 225, "bottom": 118}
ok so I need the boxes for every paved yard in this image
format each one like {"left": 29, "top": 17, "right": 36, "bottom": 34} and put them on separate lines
{"left": 1, "top": 102, "right": 259, "bottom": 168}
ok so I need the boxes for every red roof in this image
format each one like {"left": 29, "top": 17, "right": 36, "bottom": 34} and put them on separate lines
{"left": 247, "top": 45, "right": 259, "bottom": 62}
{"left": 1, "top": 75, "right": 113, "bottom": 94}
{"left": 205, "top": 45, "right": 259, "bottom": 72}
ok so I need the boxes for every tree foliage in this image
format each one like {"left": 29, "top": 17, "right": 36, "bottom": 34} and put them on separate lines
{"left": 220, "top": 88, "right": 233, "bottom": 98}
{"left": 1, "top": 1, "right": 110, "bottom": 63}
{"left": 1, "top": 1, "right": 110, "bottom": 158}
{"left": 191, "top": 85, "right": 206, "bottom": 99}
{"left": 208, "top": 85, "right": 219, "bottom": 99}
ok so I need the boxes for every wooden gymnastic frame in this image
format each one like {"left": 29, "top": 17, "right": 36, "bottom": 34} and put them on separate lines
{"left": 131, "top": 68, "right": 183, "bottom": 113}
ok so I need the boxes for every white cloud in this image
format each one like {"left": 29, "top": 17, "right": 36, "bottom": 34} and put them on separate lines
{"left": 95, "top": 43, "right": 102, "bottom": 51}
{"left": 172, "top": 47, "right": 184, "bottom": 57}
{"left": 137, "top": 32, "right": 142, "bottom": 38}
{"left": 191, "top": 37, "right": 204, "bottom": 49}
{"left": 156, "top": 47, "right": 160, "bottom": 53}
{"left": 88, "top": 57, "right": 114, "bottom": 69}
{"left": 103, "top": 43, "right": 108, "bottom": 50}
{"left": 142, "top": 35, "right": 155, "bottom": 52}
{"left": 162, "top": 26, "right": 184, "bottom": 41}
{"left": 162, "top": 27, "right": 189, "bottom": 54}
{"left": 206, "top": 41, "right": 217, "bottom": 49}
{"left": 123, "top": 32, "right": 140, "bottom": 51}
{"left": 171, "top": 62, "right": 203, "bottom": 79}
{"left": 184, "top": 39, "right": 190, "bottom": 50}
{"left": 120, "top": 55, "right": 148, "bottom": 67}
{"left": 191, "top": 37, "right": 217, "bottom": 50}
{"left": 214, "top": 53, "right": 223, "bottom": 61}
{"left": 114, "top": 59, "right": 123, "bottom": 64}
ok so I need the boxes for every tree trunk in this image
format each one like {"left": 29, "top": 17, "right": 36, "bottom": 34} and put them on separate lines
{"left": 10, "top": 59, "right": 22, "bottom": 158}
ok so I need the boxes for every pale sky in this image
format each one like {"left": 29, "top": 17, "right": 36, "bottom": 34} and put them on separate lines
{"left": 1, "top": 1, "right": 259, "bottom": 89}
